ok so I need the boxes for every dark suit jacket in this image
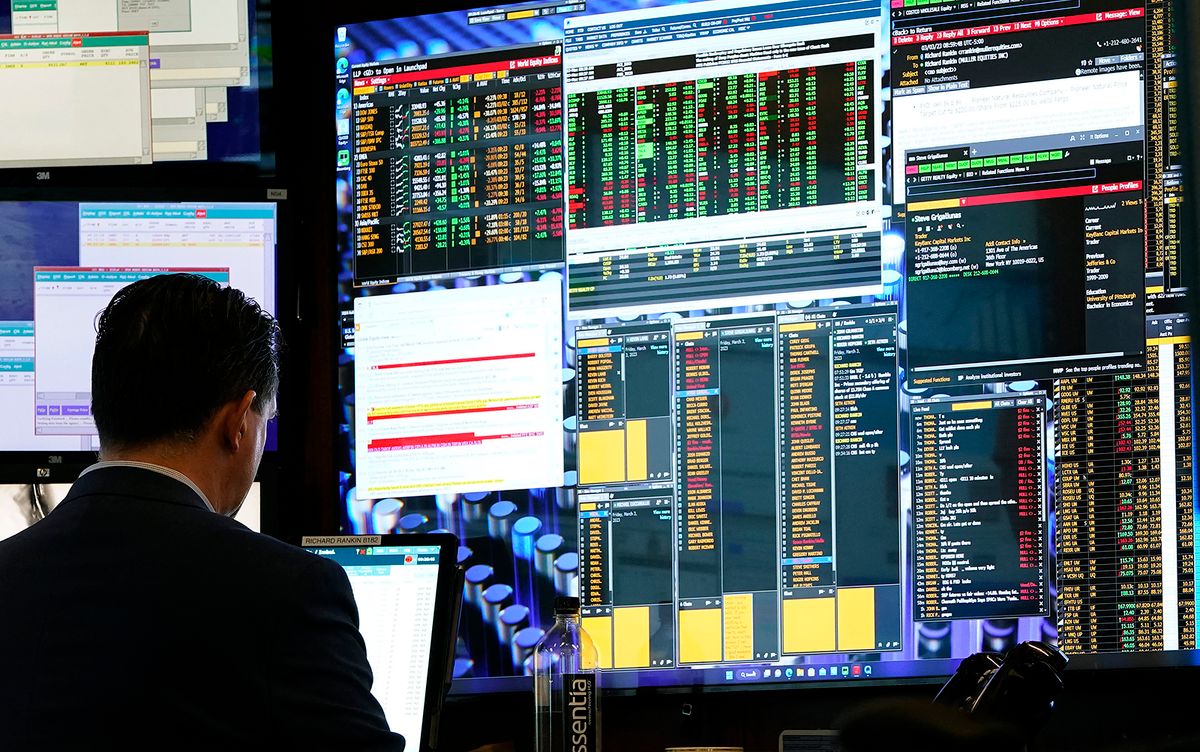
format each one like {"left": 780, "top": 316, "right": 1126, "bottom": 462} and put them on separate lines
{"left": 0, "top": 465, "right": 405, "bottom": 750}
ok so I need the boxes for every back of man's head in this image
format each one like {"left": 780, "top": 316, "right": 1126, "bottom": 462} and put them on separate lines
{"left": 92, "top": 274, "right": 280, "bottom": 451}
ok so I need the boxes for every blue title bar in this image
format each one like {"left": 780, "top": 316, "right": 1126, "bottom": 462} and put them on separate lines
{"left": 0, "top": 322, "right": 34, "bottom": 337}
{"left": 0, "top": 357, "right": 34, "bottom": 372}
{"left": 565, "top": 0, "right": 878, "bottom": 53}
{"left": 370, "top": 546, "right": 441, "bottom": 556}
{"left": 677, "top": 388, "right": 720, "bottom": 398}
{"left": 35, "top": 270, "right": 230, "bottom": 284}
{"left": 782, "top": 556, "right": 833, "bottom": 565}
{"left": 307, "top": 545, "right": 444, "bottom": 568}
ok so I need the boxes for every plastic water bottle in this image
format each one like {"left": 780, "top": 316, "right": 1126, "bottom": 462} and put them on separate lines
{"left": 533, "top": 596, "right": 601, "bottom": 752}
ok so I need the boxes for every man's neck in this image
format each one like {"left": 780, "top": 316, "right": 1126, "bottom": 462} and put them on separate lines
{"left": 99, "top": 445, "right": 223, "bottom": 512}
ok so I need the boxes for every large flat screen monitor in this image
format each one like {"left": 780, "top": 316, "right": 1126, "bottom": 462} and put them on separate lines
{"left": 333, "top": 0, "right": 1194, "bottom": 693}
{"left": 0, "top": 201, "right": 278, "bottom": 457}
{"left": 0, "top": 1, "right": 268, "bottom": 169}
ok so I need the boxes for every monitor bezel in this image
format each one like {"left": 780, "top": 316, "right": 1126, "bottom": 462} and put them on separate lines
{"left": 328, "top": 0, "right": 1200, "bottom": 698}
{"left": 0, "top": 186, "right": 290, "bottom": 472}
{"left": 300, "top": 531, "right": 463, "bottom": 748}
{"left": 0, "top": 0, "right": 277, "bottom": 187}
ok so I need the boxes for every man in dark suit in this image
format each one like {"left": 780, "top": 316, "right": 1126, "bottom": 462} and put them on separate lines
{"left": 0, "top": 274, "right": 405, "bottom": 750}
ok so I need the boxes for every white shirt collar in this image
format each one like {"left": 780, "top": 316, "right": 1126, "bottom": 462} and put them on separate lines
{"left": 79, "top": 460, "right": 216, "bottom": 513}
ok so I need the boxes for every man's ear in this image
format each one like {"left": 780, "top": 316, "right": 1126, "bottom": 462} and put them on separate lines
{"left": 222, "top": 390, "right": 257, "bottom": 453}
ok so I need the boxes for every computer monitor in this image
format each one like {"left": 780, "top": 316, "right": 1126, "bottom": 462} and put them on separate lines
{"left": 0, "top": 480, "right": 264, "bottom": 542}
{"left": 301, "top": 533, "right": 462, "bottom": 750}
{"left": 0, "top": 200, "right": 279, "bottom": 457}
{"left": 0, "top": 1, "right": 268, "bottom": 169}
{"left": 332, "top": 0, "right": 1195, "bottom": 693}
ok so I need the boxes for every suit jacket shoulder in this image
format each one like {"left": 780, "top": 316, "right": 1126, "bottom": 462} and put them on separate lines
{"left": 0, "top": 465, "right": 404, "bottom": 751}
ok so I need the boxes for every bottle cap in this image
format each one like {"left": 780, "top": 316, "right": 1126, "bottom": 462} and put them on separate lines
{"left": 553, "top": 596, "right": 580, "bottom": 615}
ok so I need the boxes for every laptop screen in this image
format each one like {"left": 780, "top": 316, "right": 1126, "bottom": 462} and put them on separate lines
{"left": 304, "top": 542, "right": 445, "bottom": 744}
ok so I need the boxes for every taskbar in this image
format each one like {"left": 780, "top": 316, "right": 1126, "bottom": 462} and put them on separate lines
{"left": 446, "top": 649, "right": 1200, "bottom": 694}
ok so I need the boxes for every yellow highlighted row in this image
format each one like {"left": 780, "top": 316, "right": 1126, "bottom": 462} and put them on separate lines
{"left": 907, "top": 198, "right": 961, "bottom": 211}
{"left": 1149, "top": 336, "right": 1190, "bottom": 346}
{"left": 368, "top": 396, "right": 539, "bottom": 416}
{"left": 951, "top": 400, "right": 993, "bottom": 412}
{"left": 368, "top": 479, "right": 498, "bottom": 491}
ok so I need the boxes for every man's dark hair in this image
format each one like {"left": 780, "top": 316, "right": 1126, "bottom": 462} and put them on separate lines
{"left": 92, "top": 273, "right": 281, "bottom": 449}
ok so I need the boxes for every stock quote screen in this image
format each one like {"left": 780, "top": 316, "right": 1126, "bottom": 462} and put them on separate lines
{"left": 333, "top": 0, "right": 1197, "bottom": 692}
{"left": 350, "top": 45, "right": 565, "bottom": 284}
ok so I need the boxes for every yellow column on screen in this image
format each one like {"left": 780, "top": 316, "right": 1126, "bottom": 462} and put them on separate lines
{"left": 782, "top": 597, "right": 836, "bottom": 653}
{"left": 678, "top": 608, "right": 723, "bottom": 663}
{"left": 625, "top": 419, "right": 648, "bottom": 482}
{"left": 578, "top": 430, "right": 626, "bottom": 485}
{"left": 581, "top": 616, "right": 613, "bottom": 670}
{"left": 722, "top": 593, "right": 754, "bottom": 661}
{"left": 613, "top": 606, "right": 651, "bottom": 668}
{"left": 837, "top": 587, "right": 876, "bottom": 651}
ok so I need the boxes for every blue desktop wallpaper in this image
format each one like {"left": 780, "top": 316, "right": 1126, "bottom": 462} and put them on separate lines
{"left": 0, "top": 204, "right": 78, "bottom": 321}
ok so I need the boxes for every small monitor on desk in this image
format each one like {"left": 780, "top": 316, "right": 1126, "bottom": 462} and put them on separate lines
{"left": 301, "top": 533, "right": 462, "bottom": 751}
